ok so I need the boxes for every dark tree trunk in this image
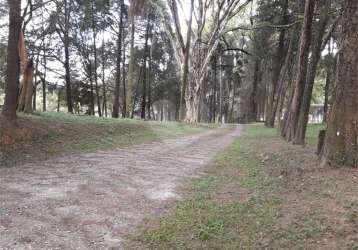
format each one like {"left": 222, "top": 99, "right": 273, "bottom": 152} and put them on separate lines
{"left": 147, "top": 43, "right": 153, "bottom": 120}
{"left": 64, "top": 0, "right": 73, "bottom": 113}
{"left": 141, "top": 14, "right": 151, "bottom": 120}
{"left": 282, "top": 0, "right": 315, "bottom": 141}
{"left": 265, "top": 0, "right": 289, "bottom": 127}
{"left": 33, "top": 54, "right": 40, "bottom": 111}
{"left": 323, "top": 0, "right": 358, "bottom": 167}
{"left": 57, "top": 88, "right": 61, "bottom": 112}
{"left": 2, "top": 0, "right": 21, "bottom": 120}
{"left": 294, "top": 0, "right": 331, "bottom": 145}
{"left": 41, "top": 6, "right": 47, "bottom": 112}
{"left": 323, "top": 66, "right": 331, "bottom": 123}
{"left": 112, "top": 1, "right": 124, "bottom": 118}
{"left": 121, "top": 27, "right": 127, "bottom": 118}
{"left": 271, "top": 30, "right": 296, "bottom": 128}
{"left": 89, "top": 62, "right": 95, "bottom": 115}
{"left": 212, "top": 56, "right": 217, "bottom": 123}
{"left": 250, "top": 59, "right": 260, "bottom": 122}
{"left": 101, "top": 32, "right": 107, "bottom": 117}
{"left": 42, "top": 49, "right": 47, "bottom": 112}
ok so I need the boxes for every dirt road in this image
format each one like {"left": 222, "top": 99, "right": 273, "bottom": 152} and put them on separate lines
{"left": 0, "top": 126, "right": 241, "bottom": 249}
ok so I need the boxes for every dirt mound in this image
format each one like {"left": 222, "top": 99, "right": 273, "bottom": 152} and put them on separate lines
{"left": 0, "top": 116, "right": 49, "bottom": 147}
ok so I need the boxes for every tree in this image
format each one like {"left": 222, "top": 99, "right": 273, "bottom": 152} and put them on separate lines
{"left": 323, "top": 0, "right": 358, "bottom": 167}
{"left": 2, "top": 0, "right": 21, "bottom": 120}
{"left": 265, "top": 0, "right": 289, "bottom": 128}
{"left": 112, "top": 0, "right": 125, "bottom": 118}
{"left": 294, "top": 0, "right": 335, "bottom": 144}
{"left": 167, "top": 0, "right": 253, "bottom": 123}
{"left": 51, "top": 0, "right": 74, "bottom": 113}
{"left": 281, "top": 0, "right": 315, "bottom": 141}
{"left": 127, "top": 0, "right": 145, "bottom": 117}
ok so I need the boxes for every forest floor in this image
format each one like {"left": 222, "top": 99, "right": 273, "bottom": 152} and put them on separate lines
{"left": 127, "top": 125, "right": 358, "bottom": 250}
{"left": 0, "top": 123, "right": 240, "bottom": 249}
{"left": 0, "top": 112, "right": 214, "bottom": 167}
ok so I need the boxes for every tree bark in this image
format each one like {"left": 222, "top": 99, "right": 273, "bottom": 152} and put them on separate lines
{"left": 121, "top": 26, "right": 127, "bottom": 118}
{"left": 323, "top": 41, "right": 333, "bottom": 123}
{"left": 250, "top": 59, "right": 260, "bottom": 122}
{"left": 127, "top": 6, "right": 135, "bottom": 118}
{"left": 147, "top": 37, "right": 154, "bottom": 120}
{"left": 265, "top": 0, "right": 289, "bottom": 127}
{"left": 41, "top": 5, "right": 47, "bottom": 112}
{"left": 112, "top": 1, "right": 124, "bottom": 118}
{"left": 141, "top": 14, "right": 151, "bottom": 120}
{"left": 178, "top": 0, "right": 194, "bottom": 120}
{"left": 294, "top": 0, "right": 331, "bottom": 145}
{"left": 282, "top": 0, "right": 315, "bottom": 141}
{"left": 101, "top": 31, "right": 107, "bottom": 117}
{"left": 323, "top": 0, "right": 358, "bottom": 167}
{"left": 2, "top": 0, "right": 21, "bottom": 120}
{"left": 64, "top": 0, "right": 73, "bottom": 113}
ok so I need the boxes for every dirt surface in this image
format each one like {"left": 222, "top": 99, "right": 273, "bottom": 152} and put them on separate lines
{"left": 0, "top": 125, "right": 241, "bottom": 249}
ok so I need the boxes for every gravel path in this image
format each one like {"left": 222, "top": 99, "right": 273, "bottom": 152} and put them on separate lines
{"left": 0, "top": 125, "right": 241, "bottom": 249}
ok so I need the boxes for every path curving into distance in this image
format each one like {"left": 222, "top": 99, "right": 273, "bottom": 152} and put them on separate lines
{"left": 0, "top": 125, "right": 242, "bottom": 249}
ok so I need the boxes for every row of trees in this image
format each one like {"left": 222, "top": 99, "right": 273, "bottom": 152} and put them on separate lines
{"left": 1, "top": 0, "right": 183, "bottom": 121}
{"left": 241, "top": 0, "right": 357, "bottom": 167}
{"left": 0, "top": 0, "right": 251, "bottom": 123}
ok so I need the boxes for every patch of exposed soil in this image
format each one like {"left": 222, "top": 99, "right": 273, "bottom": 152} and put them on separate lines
{"left": 0, "top": 126, "right": 241, "bottom": 249}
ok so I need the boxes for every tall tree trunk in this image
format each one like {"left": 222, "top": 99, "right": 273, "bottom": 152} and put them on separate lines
{"left": 41, "top": 4, "right": 47, "bottom": 112}
{"left": 127, "top": 6, "right": 135, "bottom": 118}
{"left": 294, "top": 0, "right": 331, "bottom": 144}
{"left": 64, "top": 0, "right": 73, "bottom": 113}
{"left": 131, "top": 65, "right": 143, "bottom": 118}
{"left": 141, "top": 15, "right": 151, "bottom": 120}
{"left": 212, "top": 56, "right": 217, "bottom": 123}
{"left": 178, "top": 0, "right": 194, "bottom": 120}
{"left": 147, "top": 40, "right": 153, "bottom": 120}
{"left": 323, "top": 67, "right": 331, "bottom": 123}
{"left": 250, "top": 59, "right": 260, "bottom": 122}
{"left": 229, "top": 79, "right": 238, "bottom": 123}
{"left": 272, "top": 30, "right": 297, "bottom": 128}
{"left": 89, "top": 62, "right": 95, "bottom": 115}
{"left": 323, "top": 0, "right": 358, "bottom": 167}
{"left": 121, "top": 27, "right": 127, "bottom": 118}
{"left": 91, "top": 0, "right": 101, "bottom": 117}
{"left": 2, "top": 0, "right": 21, "bottom": 120}
{"left": 112, "top": 1, "right": 124, "bottom": 118}
{"left": 42, "top": 47, "right": 47, "bottom": 112}
{"left": 323, "top": 41, "right": 333, "bottom": 123}
{"left": 219, "top": 55, "right": 223, "bottom": 123}
{"left": 282, "top": 0, "right": 315, "bottom": 141}
{"left": 265, "top": 0, "right": 289, "bottom": 127}
{"left": 266, "top": 28, "right": 287, "bottom": 127}
{"left": 101, "top": 31, "right": 107, "bottom": 117}
{"left": 33, "top": 53, "right": 40, "bottom": 111}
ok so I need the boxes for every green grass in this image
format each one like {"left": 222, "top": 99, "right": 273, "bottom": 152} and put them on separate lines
{"left": 0, "top": 112, "right": 214, "bottom": 167}
{"left": 127, "top": 124, "right": 357, "bottom": 249}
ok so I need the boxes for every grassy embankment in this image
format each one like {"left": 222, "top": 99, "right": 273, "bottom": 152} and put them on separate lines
{"left": 127, "top": 124, "right": 358, "bottom": 250}
{"left": 0, "top": 112, "right": 215, "bottom": 167}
